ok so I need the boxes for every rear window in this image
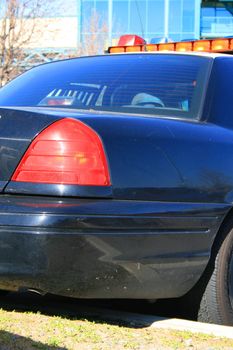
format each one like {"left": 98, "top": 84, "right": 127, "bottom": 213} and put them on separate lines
{"left": 0, "top": 54, "right": 211, "bottom": 120}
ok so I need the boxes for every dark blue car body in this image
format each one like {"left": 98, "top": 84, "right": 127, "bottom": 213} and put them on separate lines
{"left": 0, "top": 52, "right": 232, "bottom": 306}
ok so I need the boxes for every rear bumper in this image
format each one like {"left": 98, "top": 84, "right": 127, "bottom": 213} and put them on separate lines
{"left": 0, "top": 195, "right": 229, "bottom": 299}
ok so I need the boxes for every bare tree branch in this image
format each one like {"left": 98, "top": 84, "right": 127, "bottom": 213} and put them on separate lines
{"left": 0, "top": 0, "right": 57, "bottom": 86}
{"left": 80, "top": 10, "right": 108, "bottom": 56}
{"left": 0, "top": 3, "right": 109, "bottom": 86}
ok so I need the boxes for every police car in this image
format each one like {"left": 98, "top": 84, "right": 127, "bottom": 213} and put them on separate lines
{"left": 0, "top": 35, "right": 232, "bottom": 325}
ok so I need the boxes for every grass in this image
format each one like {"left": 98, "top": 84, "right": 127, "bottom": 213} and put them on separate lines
{"left": 0, "top": 309, "right": 232, "bottom": 349}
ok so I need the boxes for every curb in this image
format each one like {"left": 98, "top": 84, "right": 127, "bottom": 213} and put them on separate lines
{"left": 149, "top": 317, "right": 233, "bottom": 339}
{"left": 82, "top": 307, "right": 233, "bottom": 339}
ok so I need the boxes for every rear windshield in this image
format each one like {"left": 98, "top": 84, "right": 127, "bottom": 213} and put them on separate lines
{"left": 0, "top": 54, "right": 211, "bottom": 120}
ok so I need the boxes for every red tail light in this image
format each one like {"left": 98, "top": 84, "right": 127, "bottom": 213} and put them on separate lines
{"left": 12, "top": 118, "right": 111, "bottom": 186}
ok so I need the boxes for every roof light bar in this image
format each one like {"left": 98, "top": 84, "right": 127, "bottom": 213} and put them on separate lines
{"left": 108, "top": 36, "right": 233, "bottom": 54}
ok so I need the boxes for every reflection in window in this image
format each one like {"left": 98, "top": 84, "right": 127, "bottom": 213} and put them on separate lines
{"left": 80, "top": 0, "right": 200, "bottom": 43}
{"left": 81, "top": 1, "right": 95, "bottom": 29}
{"left": 183, "top": 0, "right": 195, "bottom": 33}
{"left": 129, "top": 1, "right": 146, "bottom": 34}
{"left": 201, "top": 4, "right": 233, "bottom": 37}
{"left": 96, "top": 0, "right": 108, "bottom": 16}
{"left": 113, "top": 0, "right": 129, "bottom": 33}
{"left": 147, "top": 0, "right": 164, "bottom": 34}
{"left": 169, "top": 0, "right": 182, "bottom": 37}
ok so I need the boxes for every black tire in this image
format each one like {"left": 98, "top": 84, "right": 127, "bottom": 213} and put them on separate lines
{"left": 198, "top": 220, "right": 233, "bottom": 325}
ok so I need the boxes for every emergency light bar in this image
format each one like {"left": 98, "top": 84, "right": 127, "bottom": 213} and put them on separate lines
{"left": 108, "top": 35, "right": 233, "bottom": 54}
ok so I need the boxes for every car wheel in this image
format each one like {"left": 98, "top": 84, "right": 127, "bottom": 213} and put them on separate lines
{"left": 198, "top": 221, "right": 233, "bottom": 325}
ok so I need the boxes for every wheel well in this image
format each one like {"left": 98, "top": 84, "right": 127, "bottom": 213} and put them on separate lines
{"left": 179, "top": 206, "right": 233, "bottom": 319}
{"left": 212, "top": 206, "right": 233, "bottom": 253}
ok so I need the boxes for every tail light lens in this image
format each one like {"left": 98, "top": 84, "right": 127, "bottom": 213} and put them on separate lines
{"left": 12, "top": 118, "right": 111, "bottom": 186}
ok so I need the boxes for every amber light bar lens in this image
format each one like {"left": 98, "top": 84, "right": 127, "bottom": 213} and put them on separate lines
{"left": 193, "top": 40, "right": 211, "bottom": 51}
{"left": 158, "top": 43, "right": 175, "bottom": 51}
{"left": 146, "top": 44, "right": 158, "bottom": 51}
{"left": 109, "top": 46, "right": 125, "bottom": 53}
{"left": 212, "top": 39, "right": 229, "bottom": 51}
{"left": 176, "top": 42, "right": 193, "bottom": 52}
{"left": 125, "top": 45, "right": 143, "bottom": 52}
